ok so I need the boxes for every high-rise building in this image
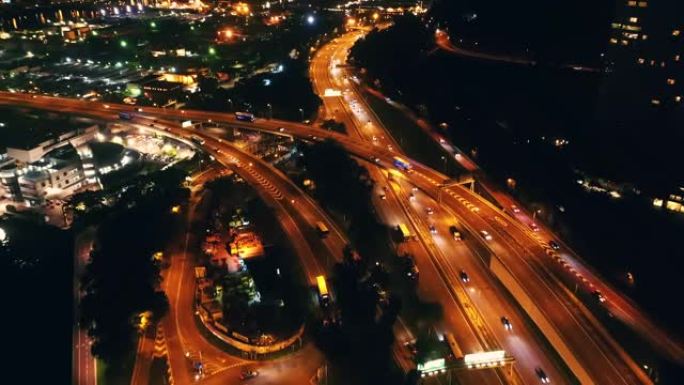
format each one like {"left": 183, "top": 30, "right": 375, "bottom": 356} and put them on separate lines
{"left": 602, "top": 1, "right": 683, "bottom": 118}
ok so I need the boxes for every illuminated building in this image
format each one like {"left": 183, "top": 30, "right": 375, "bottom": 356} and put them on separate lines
{"left": 602, "top": 1, "right": 683, "bottom": 117}
{"left": 0, "top": 124, "right": 97, "bottom": 205}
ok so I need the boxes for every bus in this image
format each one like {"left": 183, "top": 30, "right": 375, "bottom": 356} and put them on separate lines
{"left": 235, "top": 111, "right": 255, "bottom": 122}
{"left": 393, "top": 156, "right": 412, "bottom": 171}
{"left": 190, "top": 135, "right": 205, "bottom": 145}
{"left": 444, "top": 332, "right": 463, "bottom": 359}
{"left": 316, "top": 221, "right": 330, "bottom": 237}
{"left": 316, "top": 275, "right": 330, "bottom": 307}
{"left": 398, "top": 223, "right": 412, "bottom": 241}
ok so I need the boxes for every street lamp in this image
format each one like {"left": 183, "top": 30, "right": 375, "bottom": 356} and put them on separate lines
{"left": 266, "top": 103, "right": 272, "bottom": 119}
{"left": 441, "top": 155, "right": 448, "bottom": 174}
{"left": 298, "top": 108, "right": 304, "bottom": 121}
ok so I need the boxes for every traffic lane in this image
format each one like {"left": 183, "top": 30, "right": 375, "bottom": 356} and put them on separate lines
{"left": 0, "top": 92, "right": 656, "bottom": 378}
{"left": 9, "top": 94, "right": 544, "bottom": 384}
{"left": 439, "top": 190, "right": 641, "bottom": 385}
{"left": 464, "top": 177, "right": 682, "bottom": 367}
{"left": 318, "top": 57, "right": 516, "bottom": 381}
{"left": 178, "top": 127, "right": 347, "bottom": 278}
{"left": 213, "top": 152, "right": 329, "bottom": 280}
{"left": 367, "top": 166, "right": 501, "bottom": 380}
{"left": 405, "top": 185, "right": 570, "bottom": 385}
{"left": 460, "top": 191, "right": 652, "bottom": 385}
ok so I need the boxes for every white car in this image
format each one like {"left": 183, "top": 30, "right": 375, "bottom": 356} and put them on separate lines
{"left": 501, "top": 316, "right": 513, "bottom": 331}
{"left": 480, "top": 230, "right": 492, "bottom": 241}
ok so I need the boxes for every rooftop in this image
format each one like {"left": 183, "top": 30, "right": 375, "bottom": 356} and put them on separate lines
{"left": 0, "top": 107, "right": 92, "bottom": 150}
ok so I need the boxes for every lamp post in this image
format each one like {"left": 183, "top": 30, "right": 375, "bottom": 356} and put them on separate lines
{"left": 441, "top": 155, "right": 448, "bottom": 175}
{"left": 298, "top": 108, "right": 304, "bottom": 121}
{"left": 266, "top": 103, "right": 272, "bottom": 119}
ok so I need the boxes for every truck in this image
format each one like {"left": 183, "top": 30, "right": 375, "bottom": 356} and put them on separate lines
{"left": 398, "top": 223, "right": 412, "bottom": 241}
{"left": 118, "top": 112, "right": 133, "bottom": 120}
{"left": 181, "top": 120, "right": 193, "bottom": 128}
{"left": 316, "top": 275, "right": 330, "bottom": 307}
{"left": 316, "top": 221, "right": 330, "bottom": 238}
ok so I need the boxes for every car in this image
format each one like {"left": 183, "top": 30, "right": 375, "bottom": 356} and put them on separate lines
{"left": 278, "top": 127, "right": 285, "bottom": 132}
{"left": 240, "top": 368, "right": 259, "bottom": 380}
{"left": 407, "top": 265, "right": 419, "bottom": 280}
{"left": 426, "top": 207, "right": 434, "bottom": 215}
{"left": 459, "top": 270, "right": 469, "bottom": 283}
{"left": 511, "top": 205, "right": 520, "bottom": 213}
{"left": 548, "top": 240, "right": 560, "bottom": 250}
{"left": 136, "top": 107, "right": 143, "bottom": 112}
{"left": 479, "top": 230, "right": 493, "bottom": 241}
{"left": 592, "top": 289, "right": 606, "bottom": 303}
{"left": 379, "top": 192, "right": 386, "bottom": 200}
{"left": 429, "top": 224, "right": 437, "bottom": 234}
{"left": 529, "top": 222, "right": 540, "bottom": 232}
{"left": 409, "top": 192, "right": 416, "bottom": 201}
{"left": 387, "top": 145, "right": 394, "bottom": 151}
{"left": 449, "top": 225, "right": 462, "bottom": 240}
{"left": 535, "top": 367, "right": 550, "bottom": 383}
{"left": 403, "top": 340, "right": 418, "bottom": 356}
{"left": 501, "top": 316, "right": 512, "bottom": 330}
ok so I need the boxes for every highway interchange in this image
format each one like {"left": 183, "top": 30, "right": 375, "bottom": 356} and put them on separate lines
{"left": 3, "top": 29, "right": 682, "bottom": 385}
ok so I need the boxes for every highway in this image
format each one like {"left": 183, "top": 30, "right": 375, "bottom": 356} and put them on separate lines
{"left": 433, "top": 29, "right": 601, "bottom": 73}
{"left": 1, "top": 74, "right": 680, "bottom": 385}
{"left": 66, "top": 111, "right": 347, "bottom": 383}
{"left": 138, "top": 116, "right": 354, "bottom": 384}
{"left": 306, "top": 32, "right": 657, "bottom": 385}
{"left": 311, "top": 32, "right": 569, "bottom": 385}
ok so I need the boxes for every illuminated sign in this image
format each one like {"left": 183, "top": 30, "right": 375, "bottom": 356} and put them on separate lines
{"left": 464, "top": 350, "right": 506, "bottom": 368}
{"left": 323, "top": 88, "right": 342, "bottom": 97}
{"left": 417, "top": 358, "right": 446, "bottom": 375}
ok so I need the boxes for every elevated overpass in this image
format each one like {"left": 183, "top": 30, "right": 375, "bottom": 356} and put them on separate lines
{"left": 0, "top": 92, "right": 677, "bottom": 385}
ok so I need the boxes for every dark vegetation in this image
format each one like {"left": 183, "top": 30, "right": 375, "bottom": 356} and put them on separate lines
{"left": 79, "top": 169, "right": 188, "bottom": 378}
